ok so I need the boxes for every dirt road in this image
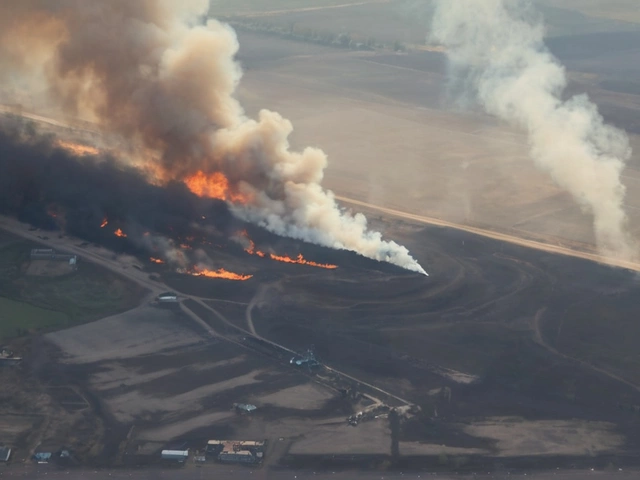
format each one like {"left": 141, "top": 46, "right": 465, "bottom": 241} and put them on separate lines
{"left": 335, "top": 195, "right": 640, "bottom": 273}
{"left": 0, "top": 215, "right": 414, "bottom": 409}
{"left": 2, "top": 464, "right": 636, "bottom": 479}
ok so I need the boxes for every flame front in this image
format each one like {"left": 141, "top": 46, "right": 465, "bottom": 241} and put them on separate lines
{"left": 269, "top": 253, "right": 337, "bottom": 269}
{"left": 114, "top": 228, "right": 127, "bottom": 238}
{"left": 56, "top": 140, "right": 100, "bottom": 156}
{"left": 238, "top": 230, "right": 337, "bottom": 269}
{"left": 100, "top": 217, "right": 108, "bottom": 228}
{"left": 187, "top": 266, "right": 252, "bottom": 281}
{"left": 150, "top": 257, "right": 164, "bottom": 264}
{"left": 244, "top": 236, "right": 265, "bottom": 257}
{"left": 184, "top": 171, "right": 250, "bottom": 204}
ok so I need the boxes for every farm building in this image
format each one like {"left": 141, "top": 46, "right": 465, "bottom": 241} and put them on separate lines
{"left": 30, "top": 248, "right": 78, "bottom": 264}
{"left": 161, "top": 449, "right": 189, "bottom": 463}
{"left": 157, "top": 292, "right": 178, "bottom": 303}
{"left": 206, "top": 440, "right": 265, "bottom": 465}
{"left": 0, "top": 447, "right": 11, "bottom": 462}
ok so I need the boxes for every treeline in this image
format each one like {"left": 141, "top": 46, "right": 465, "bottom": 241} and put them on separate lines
{"left": 227, "top": 19, "right": 407, "bottom": 52}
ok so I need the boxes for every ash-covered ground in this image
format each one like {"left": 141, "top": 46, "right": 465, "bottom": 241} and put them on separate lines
{"left": 4, "top": 207, "right": 638, "bottom": 475}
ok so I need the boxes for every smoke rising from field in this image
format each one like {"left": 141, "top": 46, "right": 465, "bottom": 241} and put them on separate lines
{"left": 430, "top": 0, "right": 636, "bottom": 260}
{"left": 0, "top": 1, "right": 426, "bottom": 274}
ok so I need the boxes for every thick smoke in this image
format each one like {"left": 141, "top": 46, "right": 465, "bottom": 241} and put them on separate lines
{"left": 0, "top": 117, "right": 233, "bottom": 258}
{"left": 0, "top": 0, "right": 426, "bottom": 275}
{"left": 430, "top": 0, "right": 636, "bottom": 260}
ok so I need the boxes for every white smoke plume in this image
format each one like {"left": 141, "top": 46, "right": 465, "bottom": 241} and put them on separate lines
{"left": 0, "top": 0, "right": 426, "bottom": 275}
{"left": 430, "top": 0, "right": 636, "bottom": 260}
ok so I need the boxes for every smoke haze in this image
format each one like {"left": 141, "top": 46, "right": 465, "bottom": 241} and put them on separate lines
{"left": 0, "top": 0, "right": 426, "bottom": 275}
{"left": 430, "top": 0, "right": 636, "bottom": 260}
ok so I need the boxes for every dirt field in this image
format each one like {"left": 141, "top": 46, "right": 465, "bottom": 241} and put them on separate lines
{"left": 26, "top": 259, "right": 76, "bottom": 277}
{"left": 232, "top": 22, "right": 640, "bottom": 254}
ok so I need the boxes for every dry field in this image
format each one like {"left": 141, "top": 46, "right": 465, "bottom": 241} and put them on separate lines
{"left": 232, "top": 15, "right": 640, "bottom": 255}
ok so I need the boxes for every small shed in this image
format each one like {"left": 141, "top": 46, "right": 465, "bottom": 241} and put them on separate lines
{"left": 34, "top": 452, "right": 52, "bottom": 463}
{"left": 233, "top": 403, "right": 257, "bottom": 413}
{"left": 157, "top": 292, "right": 178, "bottom": 303}
{"left": 161, "top": 449, "right": 189, "bottom": 462}
{"left": 0, "top": 447, "right": 11, "bottom": 462}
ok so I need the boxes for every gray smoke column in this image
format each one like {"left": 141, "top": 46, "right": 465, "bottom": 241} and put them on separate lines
{"left": 0, "top": 0, "right": 426, "bottom": 275}
{"left": 430, "top": 0, "right": 636, "bottom": 260}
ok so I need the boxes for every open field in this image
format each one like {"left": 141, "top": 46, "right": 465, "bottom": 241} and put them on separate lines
{"left": 209, "top": 0, "right": 387, "bottom": 16}
{"left": 0, "top": 231, "right": 146, "bottom": 341}
{"left": 230, "top": 17, "right": 640, "bottom": 255}
{"left": 3, "top": 2, "right": 640, "bottom": 478}
{"left": 0, "top": 296, "right": 69, "bottom": 340}
{"left": 4, "top": 190, "right": 640, "bottom": 473}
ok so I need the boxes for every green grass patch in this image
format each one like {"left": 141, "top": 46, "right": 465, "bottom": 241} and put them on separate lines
{"left": 0, "top": 296, "right": 70, "bottom": 339}
{"left": 0, "top": 237, "right": 146, "bottom": 341}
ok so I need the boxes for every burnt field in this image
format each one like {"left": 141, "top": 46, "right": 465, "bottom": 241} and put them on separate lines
{"left": 98, "top": 214, "right": 640, "bottom": 471}
{"left": 3, "top": 203, "right": 640, "bottom": 473}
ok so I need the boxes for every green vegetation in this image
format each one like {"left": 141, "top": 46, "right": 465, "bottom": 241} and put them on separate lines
{"left": 0, "top": 236, "right": 146, "bottom": 341}
{"left": 0, "top": 296, "right": 69, "bottom": 340}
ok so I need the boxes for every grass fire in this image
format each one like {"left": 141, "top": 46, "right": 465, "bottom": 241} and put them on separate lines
{"left": 183, "top": 266, "right": 253, "bottom": 281}
{"left": 240, "top": 231, "right": 337, "bottom": 269}
{"left": 184, "top": 171, "right": 250, "bottom": 204}
{"left": 114, "top": 228, "right": 127, "bottom": 238}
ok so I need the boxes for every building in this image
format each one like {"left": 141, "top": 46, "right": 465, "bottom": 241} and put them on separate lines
{"left": 0, "top": 447, "right": 11, "bottom": 462}
{"left": 233, "top": 403, "right": 257, "bottom": 413}
{"left": 30, "top": 248, "right": 55, "bottom": 260}
{"left": 0, "top": 348, "right": 22, "bottom": 366}
{"left": 157, "top": 292, "right": 178, "bottom": 303}
{"left": 33, "top": 452, "right": 52, "bottom": 463}
{"left": 161, "top": 449, "right": 189, "bottom": 463}
{"left": 30, "top": 248, "right": 78, "bottom": 265}
{"left": 206, "top": 440, "right": 265, "bottom": 465}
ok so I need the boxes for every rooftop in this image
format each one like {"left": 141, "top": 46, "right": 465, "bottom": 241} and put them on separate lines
{"left": 0, "top": 447, "right": 11, "bottom": 462}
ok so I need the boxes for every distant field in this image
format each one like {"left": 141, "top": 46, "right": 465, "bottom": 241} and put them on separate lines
{"left": 209, "top": 0, "right": 375, "bottom": 16}
{"left": 537, "top": 0, "right": 640, "bottom": 25}
{"left": 0, "top": 233, "right": 146, "bottom": 341}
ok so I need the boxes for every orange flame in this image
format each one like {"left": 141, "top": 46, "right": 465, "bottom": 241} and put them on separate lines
{"left": 100, "top": 217, "right": 108, "bottom": 228}
{"left": 187, "top": 266, "right": 252, "bottom": 281}
{"left": 179, "top": 243, "right": 192, "bottom": 250}
{"left": 56, "top": 140, "right": 99, "bottom": 156}
{"left": 184, "top": 171, "right": 250, "bottom": 203}
{"left": 114, "top": 228, "right": 127, "bottom": 238}
{"left": 243, "top": 235, "right": 266, "bottom": 257}
{"left": 237, "top": 230, "right": 336, "bottom": 268}
{"left": 269, "top": 253, "right": 337, "bottom": 269}
{"left": 150, "top": 257, "right": 164, "bottom": 264}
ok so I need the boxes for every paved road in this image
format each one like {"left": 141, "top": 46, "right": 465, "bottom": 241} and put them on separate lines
{"left": 0, "top": 464, "right": 636, "bottom": 480}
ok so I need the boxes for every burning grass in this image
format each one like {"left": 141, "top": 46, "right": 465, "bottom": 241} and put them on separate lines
{"left": 182, "top": 266, "right": 253, "bottom": 281}
{"left": 114, "top": 228, "right": 127, "bottom": 238}
{"left": 184, "top": 171, "right": 251, "bottom": 204}
{"left": 240, "top": 230, "right": 337, "bottom": 269}
{"left": 56, "top": 140, "right": 99, "bottom": 156}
